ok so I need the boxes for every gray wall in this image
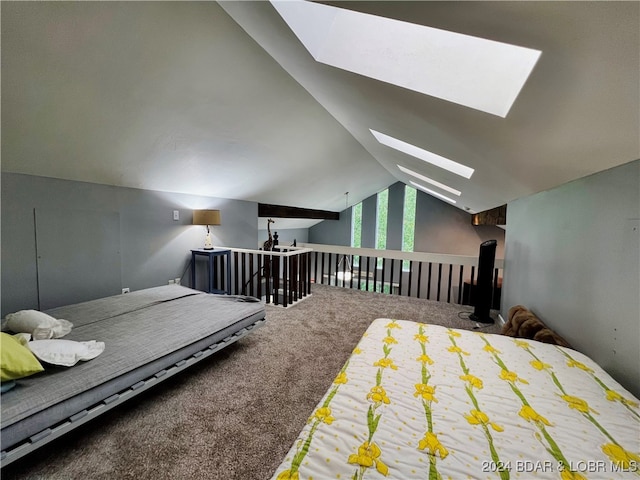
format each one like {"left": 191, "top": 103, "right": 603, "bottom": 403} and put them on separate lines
{"left": 361, "top": 196, "right": 377, "bottom": 249}
{"left": 1, "top": 173, "right": 258, "bottom": 316}
{"left": 386, "top": 182, "right": 405, "bottom": 250}
{"left": 310, "top": 182, "right": 505, "bottom": 256}
{"left": 308, "top": 207, "right": 352, "bottom": 246}
{"left": 414, "top": 188, "right": 505, "bottom": 257}
{"left": 502, "top": 160, "right": 639, "bottom": 398}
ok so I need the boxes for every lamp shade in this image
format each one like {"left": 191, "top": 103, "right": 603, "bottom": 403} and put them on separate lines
{"left": 193, "top": 210, "right": 221, "bottom": 226}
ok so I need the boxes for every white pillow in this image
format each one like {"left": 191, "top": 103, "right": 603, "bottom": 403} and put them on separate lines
{"left": 4, "top": 310, "right": 73, "bottom": 340}
{"left": 28, "top": 339, "right": 105, "bottom": 367}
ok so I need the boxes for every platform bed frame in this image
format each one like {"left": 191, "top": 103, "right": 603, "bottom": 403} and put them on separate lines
{"left": 1, "top": 286, "right": 266, "bottom": 468}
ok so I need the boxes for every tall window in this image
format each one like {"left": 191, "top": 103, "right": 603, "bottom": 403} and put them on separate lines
{"left": 351, "top": 202, "right": 362, "bottom": 248}
{"left": 351, "top": 202, "right": 362, "bottom": 267}
{"left": 350, "top": 186, "right": 415, "bottom": 290}
{"left": 402, "top": 185, "right": 416, "bottom": 269}
{"left": 376, "top": 189, "right": 388, "bottom": 250}
{"left": 351, "top": 186, "right": 415, "bottom": 271}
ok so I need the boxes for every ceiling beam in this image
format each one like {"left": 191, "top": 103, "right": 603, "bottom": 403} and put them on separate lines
{"left": 471, "top": 204, "right": 507, "bottom": 226}
{"left": 258, "top": 203, "right": 340, "bottom": 220}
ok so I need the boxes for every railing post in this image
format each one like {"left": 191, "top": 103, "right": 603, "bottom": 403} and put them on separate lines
{"left": 287, "top": 251, "right": 292, "bottom": 301}
{"left": 313, "top": 252, "right": 318, "bottom": 285}
{"left": 389, "top": 258, "right": 395, "bottom": 295}
{"left": 365, "top": 257, "right": 371, "bottom": 291}
{"left": 264, "top": 254, "right": 271, "bottom": 304}
{"left": 290, "top": 253, "right": 295, "bottom": 302}
{"left": 282, "top": 255, "right": 288, "bottom": 307}
{"left": 307, "top": 252, "right": 312, "bottom": 295}
{"left": 381, "top": 258, "right": 387, "bottom": 293}
{"left": 298, "top": 253, "right": 304, "bottom": 300}
{"left": 373, "top": 257, "right": 378, "bottom": 292}
{"left": 253, "top": 253, "right": 258, "bottom": 297}
{"left": 249, "top": 254, "right": 254, "bottom": 297}
{"left": 240, "top": 252, "right": 246, "bottom": 296}
{"left": 233, "top": 252, "right": 239, "bottom": 295}
{"left": 273, "top": 255, "right": 280, "bottom": 305}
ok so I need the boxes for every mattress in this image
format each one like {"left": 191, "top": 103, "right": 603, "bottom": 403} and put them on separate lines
{"left": 1, "top": 285, "right": 265, "bottom": 455}
{"left": 272, "top": 318, "right": 640, "bottom": 479}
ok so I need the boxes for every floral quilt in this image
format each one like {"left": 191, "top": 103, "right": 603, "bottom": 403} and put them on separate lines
{"left": 271, "top": 319, "right": 640, "bottom": 480}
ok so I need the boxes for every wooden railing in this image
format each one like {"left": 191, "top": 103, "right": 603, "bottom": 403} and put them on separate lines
{"left": 298, "top": 243, "right": 504, "bottom": 307}
{"left": 210, "top": 245, "right": 313, "bottom": 307}
{"left": 207, "top": 243, "right": 503, "bottom": 309}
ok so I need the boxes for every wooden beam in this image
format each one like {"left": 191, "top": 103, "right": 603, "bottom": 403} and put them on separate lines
{"left": 471, "top": 204, "right": 507, "bottom": 226}
{"left": 258, "top": 203, "right": 340, "bottom": 220}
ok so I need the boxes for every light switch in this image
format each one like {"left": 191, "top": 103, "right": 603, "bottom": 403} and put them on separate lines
{"left": 173, "top": 210, "right": 180, "bottom": 221}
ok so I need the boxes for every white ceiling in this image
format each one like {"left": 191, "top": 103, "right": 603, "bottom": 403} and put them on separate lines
{"left": 2, "top": 1, "right": 639, "bottom": 230}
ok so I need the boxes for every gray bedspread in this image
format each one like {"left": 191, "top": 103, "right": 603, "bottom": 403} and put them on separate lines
{"left": 1, "top": 285, "right": 265, "bottom": 437}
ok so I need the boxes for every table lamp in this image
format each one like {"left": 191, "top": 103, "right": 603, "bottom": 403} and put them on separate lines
{"left": 193, "top": 210, "right": 221, "bottom": 250}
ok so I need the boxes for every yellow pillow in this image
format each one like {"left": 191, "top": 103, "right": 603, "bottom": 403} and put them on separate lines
{"left": 1, "top": 332, "right": 44, "bottom": 381}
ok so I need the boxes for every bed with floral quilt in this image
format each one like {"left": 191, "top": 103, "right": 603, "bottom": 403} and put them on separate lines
{"left": 271, "top": 318, "right": 639, "bottom": 480}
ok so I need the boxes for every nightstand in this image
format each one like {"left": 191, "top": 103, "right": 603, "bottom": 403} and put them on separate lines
{"left": 191, "top": 249, "right": 231, "bottom": 294}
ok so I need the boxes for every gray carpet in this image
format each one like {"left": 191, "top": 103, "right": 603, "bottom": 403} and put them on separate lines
{"left": 2, "top": 284, "right": 502, "bottom": 480}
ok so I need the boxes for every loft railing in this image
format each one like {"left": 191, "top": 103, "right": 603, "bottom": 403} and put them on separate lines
{"left": 208, "top": 245, "right": 313, "bottom": 307}
{"left": 298, "top": 243, "right": 504, "bottom": 308}
{"left": 204, "top": 243, "right": 503, "bottom": 309}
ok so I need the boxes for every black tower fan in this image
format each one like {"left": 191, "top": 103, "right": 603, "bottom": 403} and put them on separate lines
{"left": 469, "top": 240, "right": 497, "bottom": 324}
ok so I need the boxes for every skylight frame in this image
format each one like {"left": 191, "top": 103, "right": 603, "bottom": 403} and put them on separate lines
{"left": 410, "top": 181, "right": 457, "bottom": 204}
{"left": 371, "top": 129, "right": 474, "bottom": 179}
{"left": 271, "top": 0, "right": 542, "bottom": 117}
{"left": 397, "top": 164, "right": 461, "bottom": 196}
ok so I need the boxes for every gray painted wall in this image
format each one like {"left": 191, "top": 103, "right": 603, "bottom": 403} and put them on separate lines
{"left": 310, "top": 182, "right": 505, "bottom": 256}
{"left": 308, "top": 207, "right": 352, "bottom": 246}
{"left": 414, "top": 190, "right": 505, "bottom": 257}
{"left": 361, "top": 196, "right": 377, "bottom": 249}
{"left": 386, "top": 182, "right": 405, "bottom": 251}
{"left": 502, "top": 160, "right": 639, "bottom": 398}
{"left": 1, "top": 173, "right": 258, "bottom": 316}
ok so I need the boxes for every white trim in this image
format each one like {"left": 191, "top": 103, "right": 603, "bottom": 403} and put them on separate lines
{"left": 372, "top": 129, "right": 474, "bottom": 178}
{"left": 299, "top": 243, "right": 504, "bottom": 269}
{"left": 215, "top": 245, "right": 313, "bottom": 258}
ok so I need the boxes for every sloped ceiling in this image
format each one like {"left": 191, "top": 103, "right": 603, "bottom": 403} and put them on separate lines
{"left": 2, "top": 1, "right": 639, "bottom": 230}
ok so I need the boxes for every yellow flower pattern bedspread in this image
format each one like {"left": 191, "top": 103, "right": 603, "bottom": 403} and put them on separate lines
{"left": 272, "top": 319, "right": 640, "bottom": 480}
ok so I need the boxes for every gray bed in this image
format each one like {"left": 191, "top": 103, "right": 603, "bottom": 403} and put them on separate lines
{"left": 0, "top": 285, "right": 266, "bottom": 467}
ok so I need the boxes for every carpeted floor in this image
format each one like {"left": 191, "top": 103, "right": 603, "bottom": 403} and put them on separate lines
{"left": 2, "top": 284, "right": 501, "bottom": 480}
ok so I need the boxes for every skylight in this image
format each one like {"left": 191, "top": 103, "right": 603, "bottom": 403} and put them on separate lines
{"left": 271, "top": 1, "right": 541, "bottom": 117}
{"left": 410, "top": 181, "right": 457, "bottom": 205}
{"left": 397, "top": 164, "right": 461, "bottom": 196}
{"left": 371, "top": 129, "right": 474, "bottom": 179}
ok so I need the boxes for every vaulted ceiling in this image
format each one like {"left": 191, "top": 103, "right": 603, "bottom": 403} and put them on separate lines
{"left": 2, "top": 1, "right": 638, "bottom": 229}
